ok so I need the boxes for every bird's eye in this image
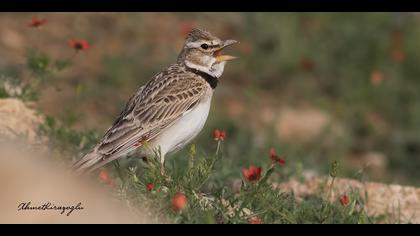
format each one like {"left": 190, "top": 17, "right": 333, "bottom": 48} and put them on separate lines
{"left": 200, "top": 44, "right": 209, "bottom": 50}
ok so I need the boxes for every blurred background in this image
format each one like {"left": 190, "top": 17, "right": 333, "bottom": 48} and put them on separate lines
{"left": 1, "top": 13, "right": 420, "bottom": 186}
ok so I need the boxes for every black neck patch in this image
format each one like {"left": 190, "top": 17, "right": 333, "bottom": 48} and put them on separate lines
{"left": 186, "top": 67, "right": 218, "bottom": 89}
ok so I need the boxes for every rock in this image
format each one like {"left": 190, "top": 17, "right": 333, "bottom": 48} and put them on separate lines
{"left": 0, "top": 98, "right": 44, "bottom": 145}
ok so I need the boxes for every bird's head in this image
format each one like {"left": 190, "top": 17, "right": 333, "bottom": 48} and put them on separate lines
{"left": 177, "top": 28, "right": 238, "bottom": 78}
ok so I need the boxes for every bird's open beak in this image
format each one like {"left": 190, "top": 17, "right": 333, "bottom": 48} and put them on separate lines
{"left": 215, "top": 40, "right": 239, "bottom": 62}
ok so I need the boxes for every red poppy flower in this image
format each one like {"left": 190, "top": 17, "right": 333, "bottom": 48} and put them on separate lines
{"left": 220, "top": 130, "right": 226, "bottom": 141}
{"left": 213, "top": 129, "right": 221, "bottom": 141}
{"left": 370, "top": 70, "right": 384, "bottom": 86}
{"left": 68, "top": 39, "right": 90, "bottom": 52}
{"left": 277, "top": 159, "right": 286, "bottom": 166}
{"left": 269, "top": 148, "right": 277, "bottom": 162}
{"left": 27, "top": 16, "right": 47, "bottom": 28}
{"left": 269, "top": 148, "right": 286, "bottom": 166}
{"left": 146, "top": 183, "right": 154, "bottom": 192}
{"left": 214, "top": 129, "right": 226, "bottom": 142}
{"left": 339, "top": 195, "right": 350, "bottom": 206}
{"left": 242, "top": 165, "right": 262, "bottom": 182}
{"left": 171, "top": 193, "right": 188, "bottom": 211}
{"left": 98, "top": 170, "right": 113, "bottom": 186}
{"left": 249, "top": 217, "right": 263, "bottom": 224}
{"left": 391, "top": 49, "right": 405, "bottom": 63}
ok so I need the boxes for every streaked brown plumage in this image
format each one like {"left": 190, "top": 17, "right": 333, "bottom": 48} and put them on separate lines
{"left": 73, "top": 28, "right": 238, "bottom": 173}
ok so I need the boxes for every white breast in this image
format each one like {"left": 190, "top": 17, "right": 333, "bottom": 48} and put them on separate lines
{"left": 149, "top": 93, "right": 212, "bottom": 157}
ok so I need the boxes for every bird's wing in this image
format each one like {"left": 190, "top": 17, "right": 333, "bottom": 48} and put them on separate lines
{"left": 95, "top": 66, "right": 209, "bottom": 160}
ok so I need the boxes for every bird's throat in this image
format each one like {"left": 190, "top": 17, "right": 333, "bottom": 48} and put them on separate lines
{"left": 186, "top": 67, "right": 219, "bottom": 89}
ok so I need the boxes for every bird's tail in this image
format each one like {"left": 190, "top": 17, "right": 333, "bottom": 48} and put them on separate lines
{"left": 72, "top": 150, "right": 106, "bottom": 174}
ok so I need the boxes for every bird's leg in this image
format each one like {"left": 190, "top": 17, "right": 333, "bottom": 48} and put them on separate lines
{"left": 160, "top": 153, "right": 166, "bottom": 176}
{"left": 159, "top": 153, "right": 173, "bottom": 183}
{"left": 155, "top": 147, "right": 170, "bottom": 182}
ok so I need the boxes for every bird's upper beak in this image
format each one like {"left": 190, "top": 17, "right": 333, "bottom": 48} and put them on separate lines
{"left": 214, "top": 40, "right": 239, "bottom": 62}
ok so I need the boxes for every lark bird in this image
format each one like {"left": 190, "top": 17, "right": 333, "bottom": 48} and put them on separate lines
{"left": 73, "top": 28, "right": 238, "bottom": 174}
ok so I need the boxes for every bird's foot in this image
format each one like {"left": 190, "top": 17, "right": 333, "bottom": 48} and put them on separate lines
{"left": 160, "top": 162, "right": 165, "bottom": 176}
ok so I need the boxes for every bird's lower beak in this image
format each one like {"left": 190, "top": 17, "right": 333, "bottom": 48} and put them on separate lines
{"left": 215, "top": 55, "right": 237, "bottom": 62}
{"left": 215, "top": 39, "right": 239, "bottom": 62}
